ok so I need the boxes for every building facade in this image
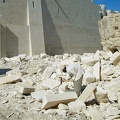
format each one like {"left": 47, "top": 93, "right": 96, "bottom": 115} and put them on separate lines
{"left": 0, "top": 0, "right": 101, "bottom": 57}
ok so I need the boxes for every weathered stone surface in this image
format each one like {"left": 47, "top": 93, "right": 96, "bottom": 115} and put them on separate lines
{"left": 68, "top": 100, "right": 86, "bottom": 113}
{"left": 42, "top": 92, "right": 78, "bottom": 109}
{"left": 94, "top": 86, "right": 109, "bottom": 103}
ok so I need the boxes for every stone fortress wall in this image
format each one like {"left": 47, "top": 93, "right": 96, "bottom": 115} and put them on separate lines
{"left": 0, "top": 0, "right": 101, "bottom": 57}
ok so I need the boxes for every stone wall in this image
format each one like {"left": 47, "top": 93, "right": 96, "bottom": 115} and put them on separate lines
{"left": 42, "top": 0, "right": 101, "bottom": 55}
{"left": 0, "top": 0, "right": 101, "bottom": 57}
{"left": 98, "top": 13, "right": 120, "bottom": 52}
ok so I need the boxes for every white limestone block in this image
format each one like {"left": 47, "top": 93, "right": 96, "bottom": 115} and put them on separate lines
{"left": 58, "top": 103, "right": 69, "bottom": 110}
{"left": 100, "top": 51, "right": 110, "bottom": 60}
{"left": 101, "top": 67, "right": 114, "bottom": 76}
{"left": 94, "top": 86, "right": 109, "bottom": 103}
{"left": 31, "top": 90, "right": 50, "bottom": 101}
{"left": 84, "top": 71, "right": 96, "bottom": 84}
{"left": 42, "top": 67, "right": 54, "bottom": 79}
{"left": 19, "top": 86, "right": 35, "bottom": 94}
{"left": 82, "top": 57, "right": 99, "bottom": 66}
{"left": 110, "top": 52, "right": 120, "bottom": 65}
{"left": 42, "top": 92, "right": 78, "bottom": 109}
{"left": 41, "top": 78, "right": 60, "bottom": 89}
{"left": 68, "top": 100, "right": 86, "bottom": 113}
{"left": 93, "top": 62, "right": 100, "bottom": 81}
{"left": 77, "top": 84, "right": 96, "bottom": 102}
{"left": 0, "top": 73, "right": 22, "bottom": 85}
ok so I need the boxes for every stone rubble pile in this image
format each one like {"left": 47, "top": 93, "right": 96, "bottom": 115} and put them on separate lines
{"left": 0, "top": 51, "right": 120, "bottom": 120}
{"left": 99, "top": 13, "right": 120, "bottom": 52}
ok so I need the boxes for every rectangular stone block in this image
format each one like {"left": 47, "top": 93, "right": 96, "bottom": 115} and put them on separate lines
{"left": 19, "top": 86, "right": 35, "bottom": 94}
{"left": 77, "top": 84, "right": 96, "bottom": 102}
{"left": 0, "top": 73, "right": 21, "bottom": 85}
{"left": 31, "top": 90, "right": 49, "bottom": 101}
{"left": 93, "top": 62, "right": 100, "bottom": 81}
{"left": 42, "top": 92, "right": 78, "bottom": 109}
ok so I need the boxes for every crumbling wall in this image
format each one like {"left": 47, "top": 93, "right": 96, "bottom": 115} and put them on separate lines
{"left": 98, "top": 13, "right": 120, "bottom": 53}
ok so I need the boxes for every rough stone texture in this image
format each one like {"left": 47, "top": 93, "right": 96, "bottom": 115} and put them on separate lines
{"left": 98, "top": 13, "right": 120, "bottom": 52}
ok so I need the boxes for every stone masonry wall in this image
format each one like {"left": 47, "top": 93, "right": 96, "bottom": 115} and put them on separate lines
{"left": 98, "top": 13, "right": 120, "bottom": 53}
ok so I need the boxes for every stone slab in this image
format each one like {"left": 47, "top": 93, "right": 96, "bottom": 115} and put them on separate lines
{"left": 0, "top": 73, "right": 22, "bottom": 85}
{"left": 42, "top": 92, "right": 78, "bottom": 109}
{"left": 77, "top": 84, "right": 96, "bottom": 102}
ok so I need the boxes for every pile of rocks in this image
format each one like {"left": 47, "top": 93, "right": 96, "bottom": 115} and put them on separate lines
{"left": 98, "top": 13, "right": 120, "bottom": 52}
{"left": 0, "top": 51, "right": 120, "bottom": 120}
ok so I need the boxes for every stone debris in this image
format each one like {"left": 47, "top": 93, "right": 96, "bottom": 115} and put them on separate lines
{"left": 0, "top": 49, "right": 120, "bottom": 119}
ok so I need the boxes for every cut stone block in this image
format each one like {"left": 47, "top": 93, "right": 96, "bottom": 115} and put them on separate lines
{"left": 0, "top": 73, "right": 22, "bottom": 85}
{"left": 93, "top": 62, "right": 100, "bottom": 81}
{"left": 94, "top": 86, "right": 109, "bottom": 103}
{"left": 68, "top": 100, "right": 86, "bottom": 113}
{"left": 110, "top": 52, "right": 120, "bottom": 65}
{"left": 41, "top": 78, "right": 60, "bottom": 89}
{"left": 19, "top": 86, "right": 35, "bottom": 94}
{"left": 82, "top": 57, "right": 99, "bottom": 66}
{"left": 77, "top": 84, "right": 96, "bottom": 102}
{"left": 42, "top": 67, "right": 54, "bottom": 79}
{"left": 42, "top": 92, "right": 78, "bottom": 109}
{"left": 84, "top": 71, "right": 96, "bottom": 84}
{"left": 31, "top": 90, "right": 50, "bottom": 101}
{"left": 88, "top": 106, "right": 104, "bottom": 120}
{"left": 101, "top": 67, "right": 114, "bottom": 76}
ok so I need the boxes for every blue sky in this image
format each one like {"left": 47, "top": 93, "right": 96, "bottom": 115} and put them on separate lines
{"left": 94, "top": 0, "right": 120, "bottom": 11}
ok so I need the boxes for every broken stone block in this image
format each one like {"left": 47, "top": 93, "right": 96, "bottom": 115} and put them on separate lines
{"left": 68, "top": 100, "right": 86, "bottom": 113}
{"left": 93, "top": 62, "right": 100, "bottom": 81}
{"left": 19, "top": 86, "right": 35, "bottom": 94}
{"left": 110, "top": 52, "right": 120, "bottom": 65}
{"left": 84, "top": 71, "right": 96, "bottom": 84}
{"left": 31, "top": 90, "right": 50, "bottom": 101}
{"left": 58, "top": 103, "right": 69, "bottom": 110}
{"left": 0, "top": 73, "right": 22, "bottom": 85}
{"left": 88, "top": 106, "right": 104, "bottom": 120}
{"left": 82, "top": 57, "right": 99, "bottom": 66}
{"left": 94, "top": 86, "right": 109, "bottom": 104}
{"left": 104, "top": 80, "right": 120, "bottom": 92}
{"left": 100, "top": 51, "right": 110, "bottom": 60}
{"left": 41, "top": 78, "right": 60, "bottom": 89}
{"left": 77, "top": 84, "right": 96, "bottom": 102}
{"left": 105, "top": 107, "right": 120, "bottom": 117}
{"left": 59, "top": 82, "right": 69, "bottom": 93}
{"left": 42, "top": 92, "right": 78, "bottom": 109}
{"left": 42, "top": 67, "right": 54, "bottom": 79}
{"left": 101, "top": 67, "right": 114, "bottom": 76}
